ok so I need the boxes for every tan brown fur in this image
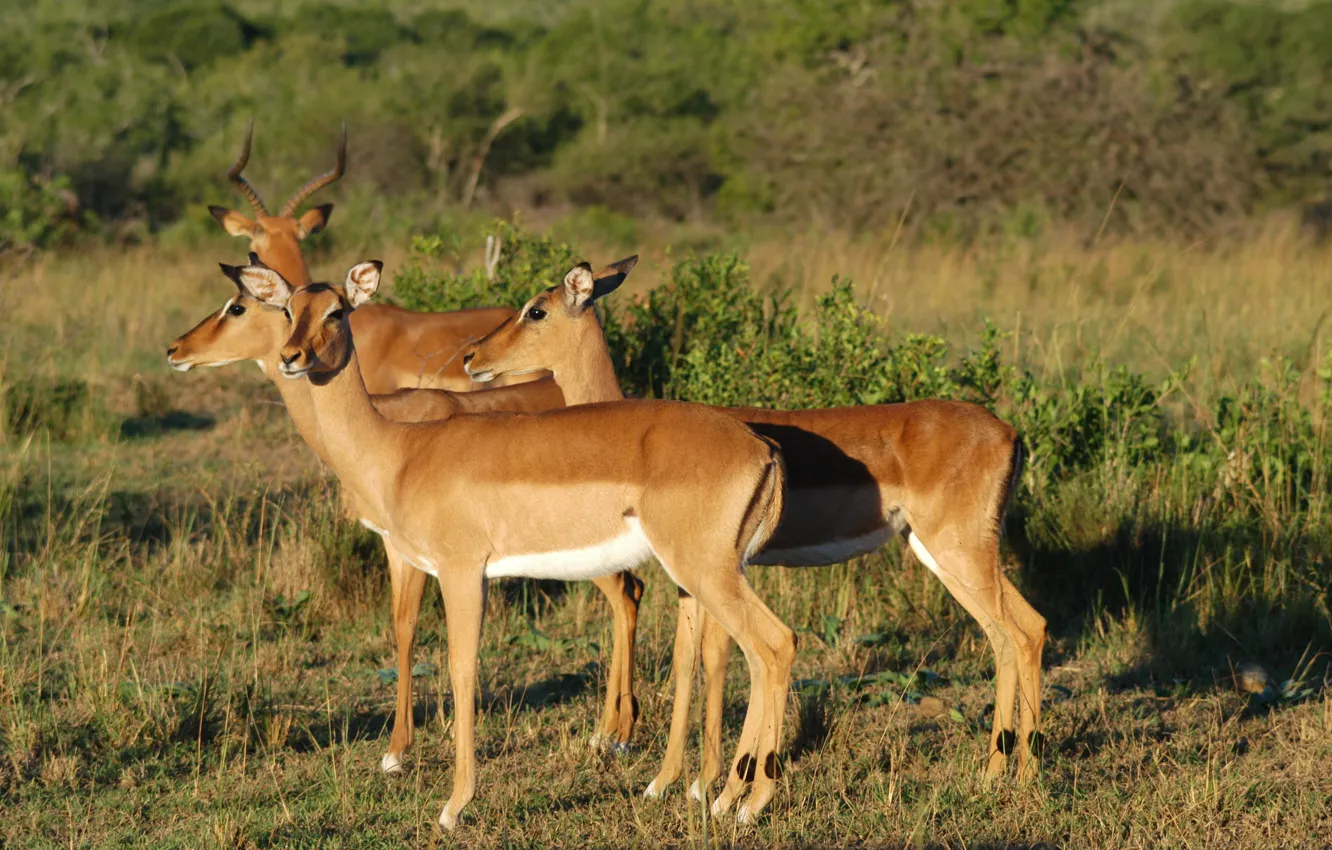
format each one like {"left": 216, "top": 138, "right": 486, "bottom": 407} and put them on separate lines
{"left": 168, "top": 267, "right": 661, "bottom": 778}
{"left": 232, "top": 260, "right": 796, "bottom": 828}
{"left": 464, "top": 263, "right": 1048, "bottom": 800}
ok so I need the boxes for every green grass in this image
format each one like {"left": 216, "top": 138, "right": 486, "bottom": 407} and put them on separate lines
{"left": 2, "top": 234, "right": 1331, "bottom": 848}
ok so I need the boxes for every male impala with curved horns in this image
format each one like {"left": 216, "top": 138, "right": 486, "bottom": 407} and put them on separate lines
{"left": 209, "top": 119, "right": 534, "bottom": 392}
{"left": 232, "top": 258, "right": 797, "bottom": 828}
{"left": 463, "top": 262, "right": 1048, "bottom": 799}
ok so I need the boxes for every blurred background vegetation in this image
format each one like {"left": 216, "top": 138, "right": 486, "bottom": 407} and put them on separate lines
{"left": 7, "top": 0, "right": 1332, "bottom": 256}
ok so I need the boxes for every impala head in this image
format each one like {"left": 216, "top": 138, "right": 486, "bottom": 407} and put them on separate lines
{"left": 233, "top": 260, "right": 382, "bottom": 381}
{"left": 166, "top": 253, "right": 291, "bottom": 372}
{"left": 208, "top": 119, "right": 347, "bottom": 285}
{"left": 463, "top": 256, "right": 637, "bottom": 382}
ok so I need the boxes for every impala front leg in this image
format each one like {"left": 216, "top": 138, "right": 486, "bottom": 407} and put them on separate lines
{"left": 439, "top": 571, "right": 488, "bottom": 831}
{"left": 382, "top": 541, "right": 428, "bottom": 774}
{"left": 644, "top": 590, "right": 700, "bottom": 798}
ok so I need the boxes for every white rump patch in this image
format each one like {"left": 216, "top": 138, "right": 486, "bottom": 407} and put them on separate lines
{"left": 753, "top": 527, "right": 892, "bottom": 567}
{"left": 907, "top": 532, "right": 944, "bottom": 577}
{"left": 486, "top": 518, "right": 652, "bottom": 581}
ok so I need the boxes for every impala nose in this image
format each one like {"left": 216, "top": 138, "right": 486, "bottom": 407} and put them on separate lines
{"left": 281, "top": 351, "right": 301, "bottom": 368}
{"left": 166, "top": 345, "right": 178, "bottom": 359}
{"left": 462, "top": 352, "right": 475, "bottom": 366}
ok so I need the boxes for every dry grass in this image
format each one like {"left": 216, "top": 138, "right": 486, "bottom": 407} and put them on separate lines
{"left": 2, "top": 230, "right": 1331, "bottom": 848}
{"left": 740, "top": 218, "right": 1332, "bottom": 400}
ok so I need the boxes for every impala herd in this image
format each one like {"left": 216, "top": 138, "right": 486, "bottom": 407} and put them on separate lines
{"left": 165, "top": 124, "right": 1047, "bottom": 831}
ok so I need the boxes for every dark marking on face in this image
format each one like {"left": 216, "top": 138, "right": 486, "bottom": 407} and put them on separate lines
{"left": 996, "top": 728, "right": 1018, "bottom": 756}
{"left": 1028, "top": 730, "right": 1047, "bottom": 759}
{"left": 303, "top": 282, "right": 333, "bottom": 294}
{"left": 764, "top": 752, "right": 780, "bottom": 780}
{"left": 736, "top": 753, "right": 753, "bottom": 782}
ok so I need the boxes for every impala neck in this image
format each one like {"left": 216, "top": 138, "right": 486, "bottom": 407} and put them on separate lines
{"left": 257, "top": 357, "right": 331, "bottom": 466}
{"left": 556, "top": 319, "right": 625, "bottom": 405}
{"left": 303, "top": 345, "right": 403, "bottom": 517}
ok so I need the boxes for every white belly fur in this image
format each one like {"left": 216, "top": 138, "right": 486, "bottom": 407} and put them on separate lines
{"left": 751, "top": 526, "right": 892, "bottom": 567}
{"left": 486, "top": 517, "right": 652, "bottom": 581}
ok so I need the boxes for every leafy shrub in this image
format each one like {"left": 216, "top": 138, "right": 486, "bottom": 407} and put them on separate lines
{"left": 1165, "top": 1, "right": 1332, "bottom": 193}
{"left": 297, "top": 3, "right": 405, "bottom": 66}
{"left": 121, "top": 3, "right": 259, "bottom": 71}
{"left": 6, "top": 0, "right": 1332, "bottom": 247}
{"left": 391, "top": 219, "right": 577, "bottom": 313}
{"left": 0, "top": 170, "right": 81, "bottom": 255}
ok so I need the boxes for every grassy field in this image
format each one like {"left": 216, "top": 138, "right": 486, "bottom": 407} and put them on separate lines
{"left": 2, "top": 229, "right": 1331, "bottom": 848}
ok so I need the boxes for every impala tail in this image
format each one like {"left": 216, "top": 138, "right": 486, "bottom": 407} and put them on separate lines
{"left": 996, "top": 433, "right": 1025, "bottom": 537}
{"left": 739, "top": 437, "right": 785, "bottom": 565}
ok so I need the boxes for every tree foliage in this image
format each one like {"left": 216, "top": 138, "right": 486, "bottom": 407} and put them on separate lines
{"left": 5, "top": 0, "right": 1332, "bottom": 251}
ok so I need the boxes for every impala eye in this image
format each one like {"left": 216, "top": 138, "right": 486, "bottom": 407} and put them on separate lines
{"left": 227, "top": 303, "right": 246, "bottom": 317}
{"left": 526, "top": 306, "right": 546, "bottom": 321}
{"left": 282, "top": 308, "right": 292, "bottom": 322}
{"left": 328, "top": 308, "right": 344, "bottom": 322}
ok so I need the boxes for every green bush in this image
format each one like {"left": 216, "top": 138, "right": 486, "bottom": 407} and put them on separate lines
{"left": 7, "top": 0, "right": 1332, "bottom": 248}
{"left": 121, "top": 2, "right": 258, "bottom": 71}
{"left": 390, "top": 219, "right": 578, "bottom": 313}
{"left": 0, "top": 170, "right": 81, "bottom": 255}
{"left": 297, "top": 4, "right": 405, "bottom": 66}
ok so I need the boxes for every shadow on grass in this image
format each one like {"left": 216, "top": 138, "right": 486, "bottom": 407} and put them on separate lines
{"left": 1005, "top": 500, "right": 1332, "bottom": 691}
{"left": 118, "top": 409, "right": 216, "bottom": 439}
{"left": 268, "top": 667, "right": 597, "bottom": 757}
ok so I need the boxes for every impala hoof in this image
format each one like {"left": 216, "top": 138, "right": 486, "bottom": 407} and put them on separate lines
{"left": 643, "top": 778, "right": 667, "bottom": 799}
{"left": 439, "top": 807, "right": 459, "bottom": 831}
{"left": 688, "top": 778, "right": 705, "bottom": 802}
{"left": 737, "top": 804, "right": 757, "bottom": 825}
{"left": 610, "top": 742, "right": 633, "bottom": 757}
{"left": 710, "top": 796, "right": 731, "bottom": 818}
{"left": 380, "top": 752, "right": 404, "bottom": 775}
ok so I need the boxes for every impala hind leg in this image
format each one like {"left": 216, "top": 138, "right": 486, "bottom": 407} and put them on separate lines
{"left": 1002, "top": 578, "right": 1047, "bottom": 780}
{"left": 688, "top": 612, "right": 734, "bottom": 802}
{"left": 438, "top": 572, "right": 488, "bottom": 831}
{"left": 588, "top": 571, "right": 643, "bottom": 751}
{"left": 657, "top": 564, "right": 791, "bottom": 823}
{"left": 645, "top": 591, "right": 701, "bottom": 798}
{"left": 906, "top": 532, "right": 1045, "bottom": 782}
{"left": 382, "top": 542, "right": 428, "bottom": 775}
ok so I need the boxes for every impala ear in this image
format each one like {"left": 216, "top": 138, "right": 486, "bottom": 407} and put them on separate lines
{"left": 344, "top": 261, "right": 382, "bottom": 307}
{"left": 235, "top": 264, "right": 294, "bottom": 307}
{"left": 562, "top": 262, "right": 596, "bottom": 310}
{"left": 218, "top": 262, "right": 245, "bottom": 291}
{"left": 209, "top": 206, "right": 258, "bottom": 238}
{"left": 296, "top": 204, "right": 333, "bottom": 239}
{"left": 591, "top": 255, "right": 637, "bottom": 302}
